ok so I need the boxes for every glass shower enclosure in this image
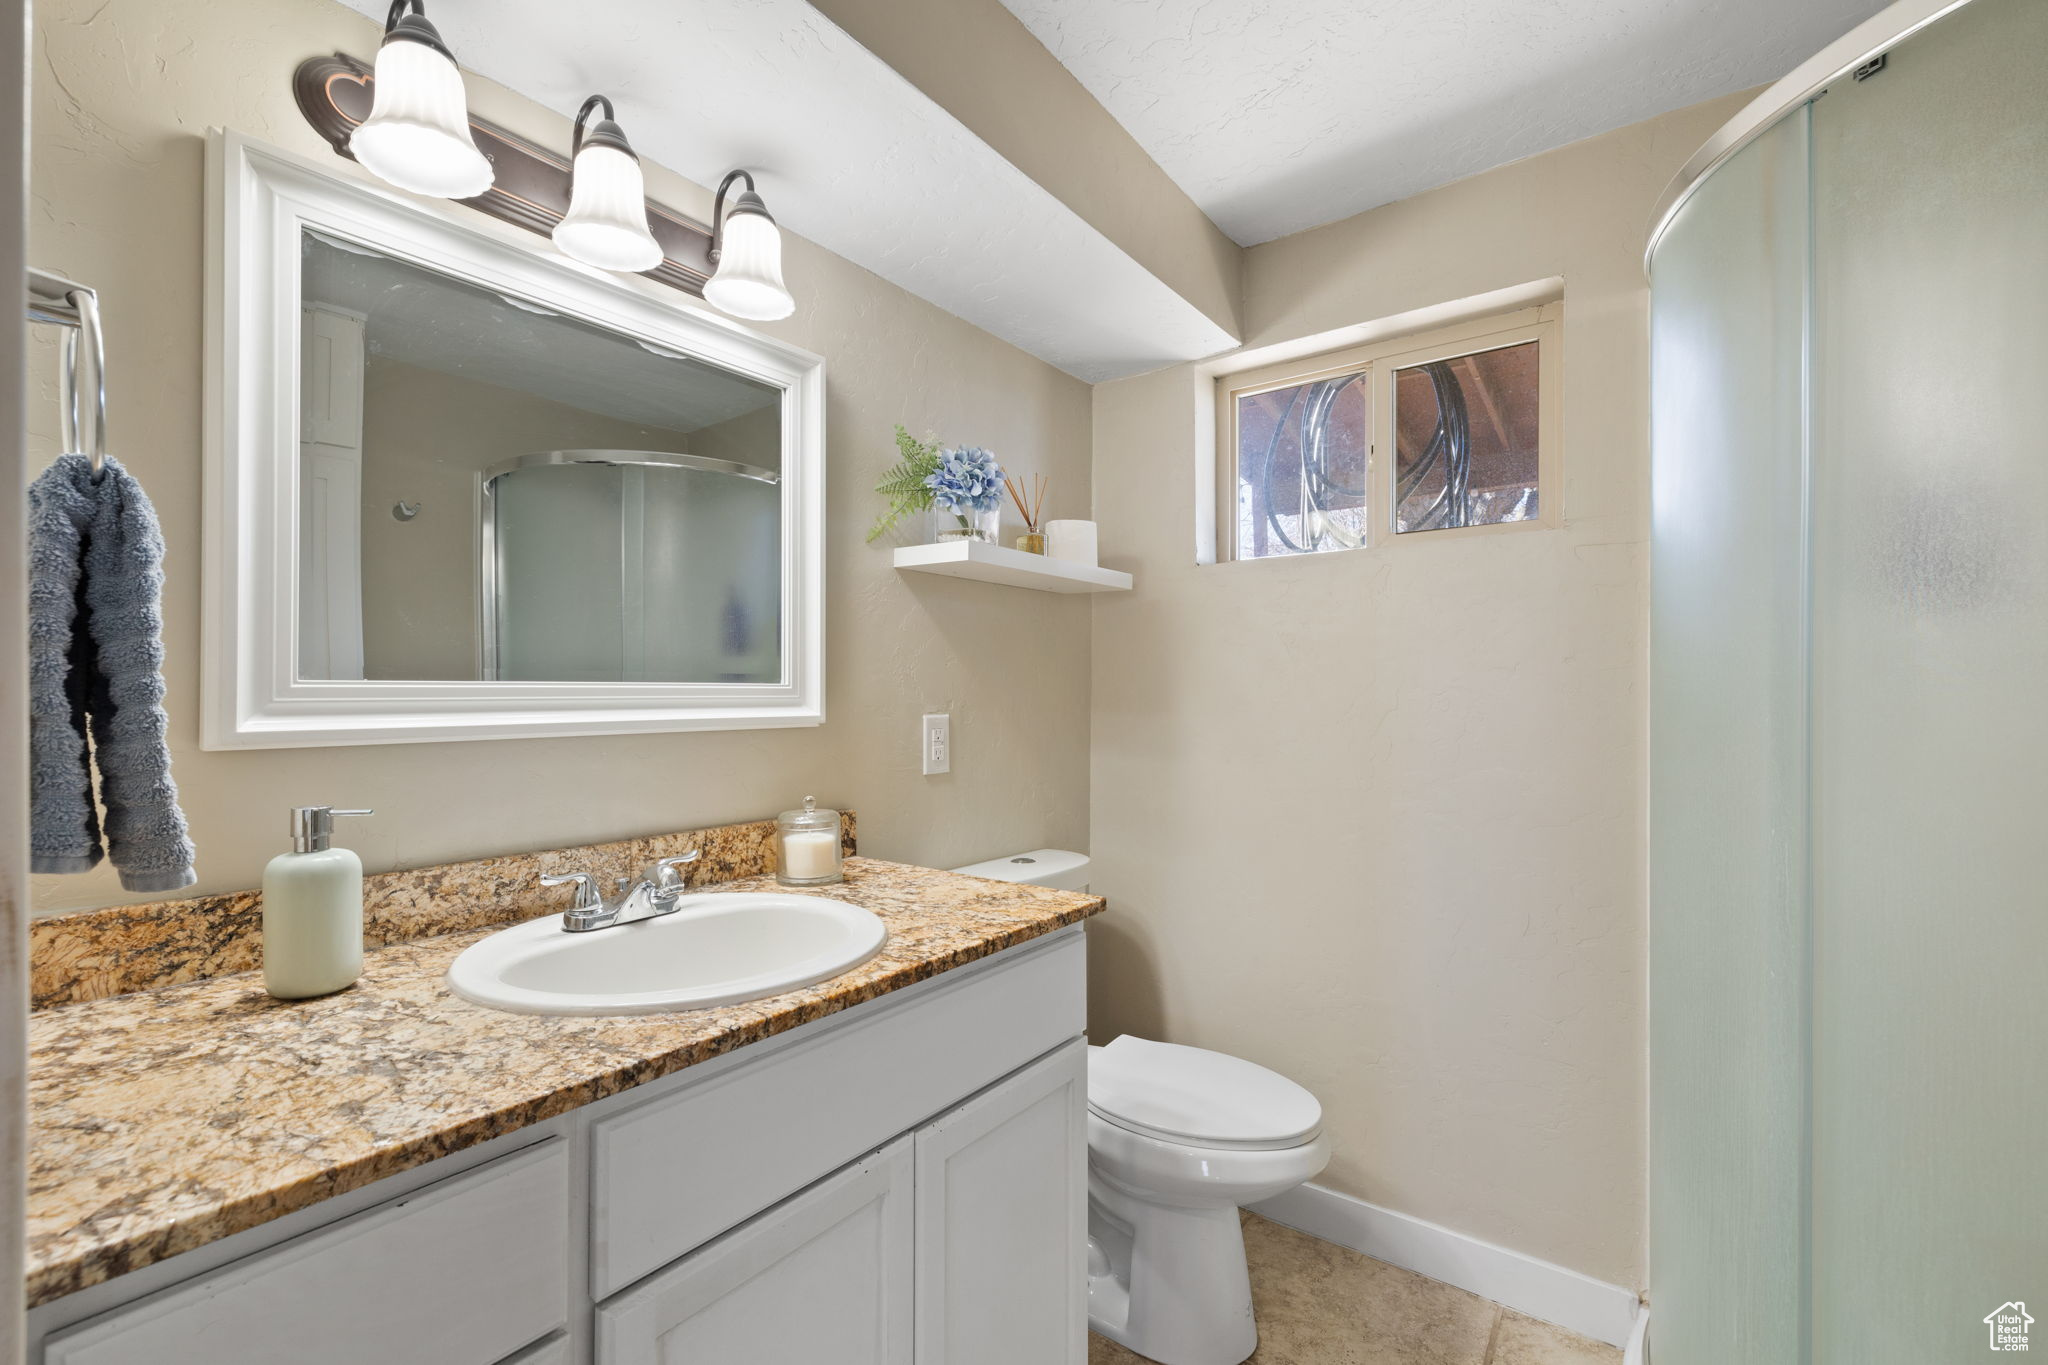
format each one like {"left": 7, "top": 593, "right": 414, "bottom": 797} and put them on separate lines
{"left": 481, "top": 451, "right": 782, "bottom": 684}
{"left": 1647, "top": 0, "right": 2047, "bottom": 1359}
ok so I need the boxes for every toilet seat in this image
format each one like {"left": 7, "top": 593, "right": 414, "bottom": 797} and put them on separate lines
{"left": 1088, "top": 1037, "right": 1322, "bottom": 1152}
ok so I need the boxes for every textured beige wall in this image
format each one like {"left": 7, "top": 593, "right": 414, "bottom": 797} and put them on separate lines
{"left": 27, "top": 0, "right": 1092, "bottom": 914}
{"left": 1087, "top": 94, "right": 1746, "bottom": 1288}
{"left": 810, "top": 0, "right": 1242, "bottom": 339}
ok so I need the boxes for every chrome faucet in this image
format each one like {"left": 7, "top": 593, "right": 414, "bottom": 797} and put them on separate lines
{"left": 542, "top": 851, "right": 700, "bottom": 933}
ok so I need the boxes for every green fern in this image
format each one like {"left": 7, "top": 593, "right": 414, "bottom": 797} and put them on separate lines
{"left": 867, "top": 425, "right": 944, "bottom": 542}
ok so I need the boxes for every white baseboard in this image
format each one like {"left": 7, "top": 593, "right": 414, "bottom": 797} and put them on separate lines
{"left": 1624, "top": 1305, "right": 1650, "bottom": 1364}
{"left": 1248, "top": 1182, "right": 1642, "bottom": 1348}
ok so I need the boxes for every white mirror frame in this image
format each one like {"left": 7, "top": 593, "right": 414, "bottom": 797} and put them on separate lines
{"left": 202, "top": 131, "right": 825, "bottom": 749}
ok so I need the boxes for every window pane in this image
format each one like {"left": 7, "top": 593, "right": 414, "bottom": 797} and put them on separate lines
{"left": 1393, "top": 340, "right": 1540, "bottom": 534}
{"left": 1234, "top": 369, "right": 1370, "bottom": 559}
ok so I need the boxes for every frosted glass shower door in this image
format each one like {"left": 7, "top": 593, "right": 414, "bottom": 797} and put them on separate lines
{"left": 633, "top": 464, "right": 781, "bottom": 685}
{"left": 488, "top": 459, "right": 782, "bottom": 684}
{"left": 1652, "top": 1, "right": 2048, "bottom": 1359}
{"left": 1806, "top": 0, "right": 2048, "bottom": 1359}
{"left": 1647, "top": 109, "right": 1810, "bottom": 1365}
{"left": 491, "top": 462, "right": 628, "bottom": 683}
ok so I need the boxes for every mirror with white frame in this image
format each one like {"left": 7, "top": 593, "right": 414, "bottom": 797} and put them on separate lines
{"left": 205, "top": 133, "right": 824, "bottom": 749}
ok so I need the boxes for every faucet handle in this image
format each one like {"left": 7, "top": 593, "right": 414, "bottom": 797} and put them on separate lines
{"left": 647, "top": 855, "right": 704, "bottom": 896}
{"left": 541, "top": 871, "right": 603, "bottom": 911}
{"left": 647, "top": 851, "right": 700, "bottom": 891}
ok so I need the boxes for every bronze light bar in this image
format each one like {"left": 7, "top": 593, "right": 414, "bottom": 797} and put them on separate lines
{"left": 292, "top": 52, "right": 716, "bottom": 297}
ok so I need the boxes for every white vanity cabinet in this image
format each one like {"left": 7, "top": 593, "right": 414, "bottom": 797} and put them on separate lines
{"left": 596, "top": 1039, "right": 1088, "bottom": 1365}
{"left": 31, "top": 926, "right": 1088, "bottom": 1365}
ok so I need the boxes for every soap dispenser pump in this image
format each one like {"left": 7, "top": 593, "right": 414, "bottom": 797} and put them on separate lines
{"left": 262, "top": 806, "right": 373, "bottom": 1000}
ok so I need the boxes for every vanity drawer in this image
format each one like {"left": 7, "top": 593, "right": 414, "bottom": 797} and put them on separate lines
{"left": 591, "top": 929, "right": 1085, "bottom": 1296}
{"left": 47, "top": 1139, "right": 570, "bottom": 1365}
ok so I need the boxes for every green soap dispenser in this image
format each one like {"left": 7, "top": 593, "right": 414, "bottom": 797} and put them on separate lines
{"left": 263, "top": 806, "right": 373, "bottom": 1000}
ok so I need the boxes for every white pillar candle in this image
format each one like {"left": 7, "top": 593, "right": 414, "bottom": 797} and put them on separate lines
{"left": 1044, "top": 519, "right": 1098, "bottom": 567}
{"left": 780, "top": 829, "right": 841, "bottom": 881}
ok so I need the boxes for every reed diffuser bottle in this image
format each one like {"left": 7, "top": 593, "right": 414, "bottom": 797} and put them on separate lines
{"left": 1006, "top": 472, "right": 1049, "bottom": 554}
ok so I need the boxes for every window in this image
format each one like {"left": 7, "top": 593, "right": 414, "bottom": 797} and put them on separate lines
{"left": 1216, "top": 306, "right": 1558, "bottom": 562}
{"left": 1231, "top": 365, "right": 1372, "bottom": 559}
{"left": 1392, "top": 339, "right": 1541, "bottom": 534}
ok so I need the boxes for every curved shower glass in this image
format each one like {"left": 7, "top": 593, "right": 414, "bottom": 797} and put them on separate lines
{"left": 1648, "top": 0, "right": 2048, "bottom": 1359}
{"left": 1648, "top": 104, "right": 1811, "bottom": 1365}
{"left": 483, "top": 452, "right": 781, "bottom": 684}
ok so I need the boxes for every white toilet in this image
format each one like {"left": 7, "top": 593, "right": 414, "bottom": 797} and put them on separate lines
{"left": 1084, "top": 1037, "right": 1329, "bottom": 1365}
{"left": 952, "top": 851, "right": 1331, "bottom": 1365}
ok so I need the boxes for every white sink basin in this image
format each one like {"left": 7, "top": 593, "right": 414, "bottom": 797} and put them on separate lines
{"left": 447, "top": 893, "right": 888, "bottom": 1016}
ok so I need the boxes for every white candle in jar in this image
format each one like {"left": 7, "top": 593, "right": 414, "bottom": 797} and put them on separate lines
{"left": 781, "top": 830, "right": 841, "bottom": 881}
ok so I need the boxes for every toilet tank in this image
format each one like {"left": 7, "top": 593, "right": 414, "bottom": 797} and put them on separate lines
{"left": 950, "top": 848, "right": 1091, "bottom": 892}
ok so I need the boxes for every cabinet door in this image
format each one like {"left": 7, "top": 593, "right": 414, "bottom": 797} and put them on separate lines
{"left": 596, "top": 1137, "right": 912, "bottom": 1365}
{"left": 914, "top": 1039, "right": 1087, "bottom": 1365}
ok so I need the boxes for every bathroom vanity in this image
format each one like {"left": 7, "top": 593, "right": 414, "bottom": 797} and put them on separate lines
{"left": 22, "top": 853, "right": 1099, "bottom": 1365}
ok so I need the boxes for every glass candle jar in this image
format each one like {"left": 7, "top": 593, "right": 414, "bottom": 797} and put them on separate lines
{"left": 776, "top": 796, "right": 844, "bottom": 886}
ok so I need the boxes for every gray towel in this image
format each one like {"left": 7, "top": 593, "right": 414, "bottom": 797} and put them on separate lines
{"left": 28, "top": 453, "right": 195, "bottom": 891}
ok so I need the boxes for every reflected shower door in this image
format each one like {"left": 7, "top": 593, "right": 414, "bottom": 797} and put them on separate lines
{"left": 488, "top": 457, "right": 781, "bottom": 684}
{"left": 491, "top": 461, "right": 628, "bottom": 683}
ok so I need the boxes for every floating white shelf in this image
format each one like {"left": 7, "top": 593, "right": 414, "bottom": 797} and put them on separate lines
{"left": 893, "top": 540, "right": 1133, "bottom": 594}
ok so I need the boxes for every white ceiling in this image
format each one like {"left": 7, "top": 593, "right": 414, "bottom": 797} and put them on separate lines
{"left": 302, "top": 229, "right": 776, "bottom": 437}
{"left": 997, "top": 0, "right": 1892, "bottom": 245}
{"left": 335, "top": 0, "right": 1239, "bottom": 382}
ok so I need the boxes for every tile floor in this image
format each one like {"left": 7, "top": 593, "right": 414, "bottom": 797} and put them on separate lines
{"left": 1088, "top": 1214, "right": 1622, "bottom": 1365}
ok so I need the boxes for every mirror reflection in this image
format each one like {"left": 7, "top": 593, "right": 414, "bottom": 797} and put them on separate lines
{"left": 297, "top": 228, "right": 783, "bottom": 684}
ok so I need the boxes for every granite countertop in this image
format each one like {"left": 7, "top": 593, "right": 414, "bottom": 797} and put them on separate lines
{"left": 26, "top": 858, "right": 1104, "bottom": 1309}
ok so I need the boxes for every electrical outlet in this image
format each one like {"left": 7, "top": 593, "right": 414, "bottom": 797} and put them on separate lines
{"left": 921, "top": 713, "right": 951, "bottom": 775}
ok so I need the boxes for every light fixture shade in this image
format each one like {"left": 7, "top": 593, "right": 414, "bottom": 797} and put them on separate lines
{"left": 553, "top": 143, "right": 664, "bottom": 273}
{"left": 351, "top": 32, "right": 493, "bottom": 198}
{"left": 705, "top": 204, "right": 794, "bottom": 321}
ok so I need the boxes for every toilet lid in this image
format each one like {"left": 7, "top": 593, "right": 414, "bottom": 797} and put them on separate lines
{"left": 1087, "top": 1037, "right": 1322, "bottom": 1151}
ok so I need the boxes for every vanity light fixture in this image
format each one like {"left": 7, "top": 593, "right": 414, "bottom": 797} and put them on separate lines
{"left": 348, "top": 0, "right": 493, "bottom": 199}
{"left": 705, "top": 170, "right": 795, "bottom": 321}
{"left": 551, "top": 95, "right": 665, "bottom": 274}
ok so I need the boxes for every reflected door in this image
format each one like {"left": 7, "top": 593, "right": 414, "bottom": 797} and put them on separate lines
{"left": 487, "top": 458, "right": 781, "bottom": 684}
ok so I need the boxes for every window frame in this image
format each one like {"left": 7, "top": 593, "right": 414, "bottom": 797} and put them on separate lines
{"left": 1214, "top": 303, "right": 1562, "bottom": 563}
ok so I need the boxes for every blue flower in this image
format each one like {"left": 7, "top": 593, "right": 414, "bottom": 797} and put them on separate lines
{"left": 925, "top": 446, "right": 1006, "bottom": 514}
